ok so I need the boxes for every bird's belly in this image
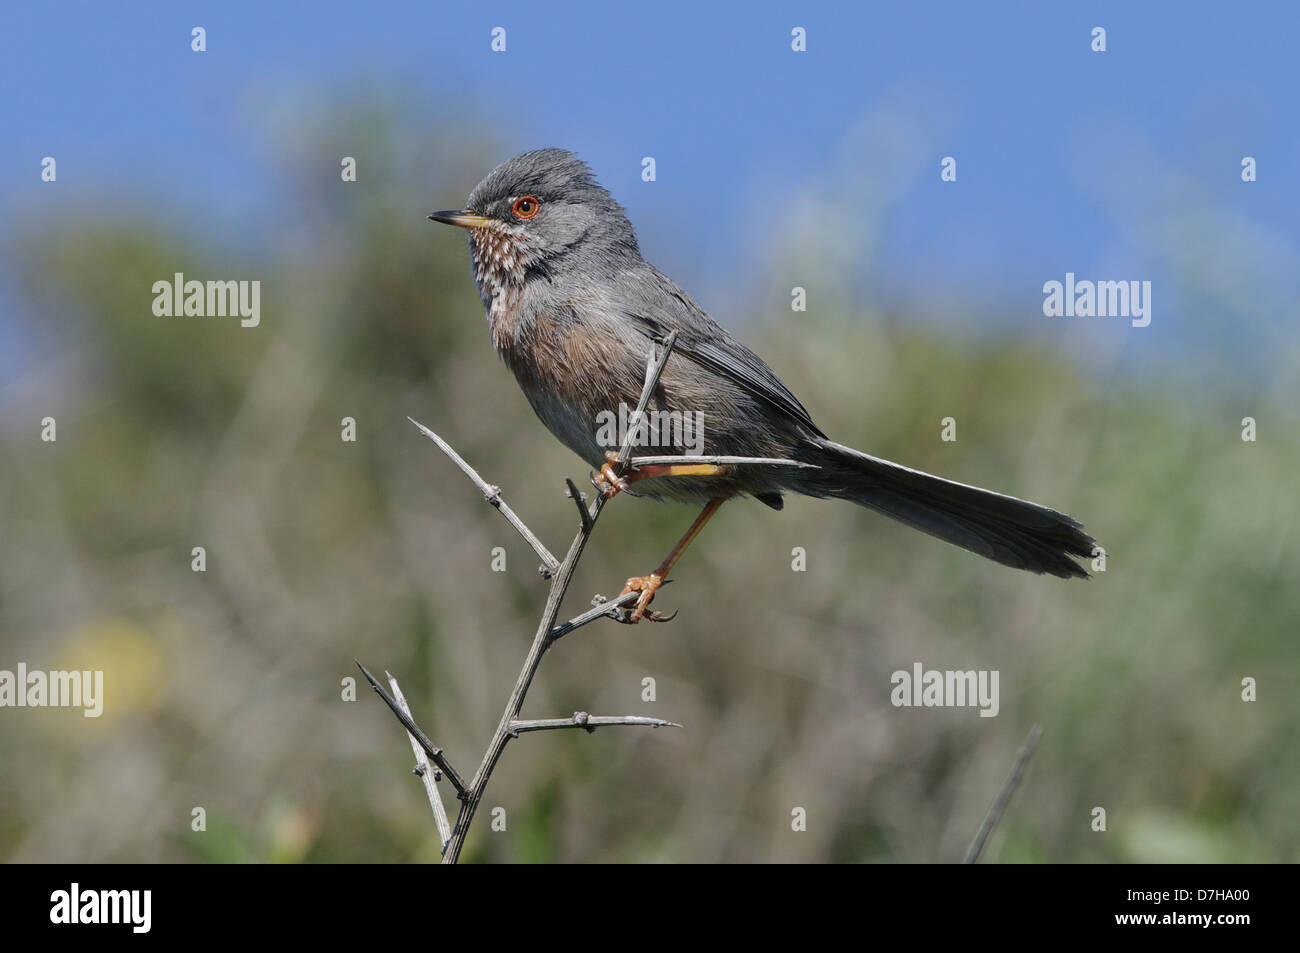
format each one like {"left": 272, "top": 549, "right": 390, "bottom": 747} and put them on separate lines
{"left": 520, "top": 382, "right": 608, "bottom": 467}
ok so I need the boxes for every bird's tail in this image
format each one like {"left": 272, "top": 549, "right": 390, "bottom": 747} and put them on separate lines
{"left": 790, "top": 439, "right": 1096, "bottom": 579}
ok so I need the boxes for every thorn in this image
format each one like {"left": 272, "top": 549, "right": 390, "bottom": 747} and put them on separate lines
{"left": 565, "top": 477, "right": 594, "bottom": 531}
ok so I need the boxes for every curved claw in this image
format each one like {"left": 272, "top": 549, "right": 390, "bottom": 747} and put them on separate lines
{"left": 615, "top": 604, "right": 676, "bottom": 624}
{"left": 617, "top": 572, "right": 677, "bottom": 623}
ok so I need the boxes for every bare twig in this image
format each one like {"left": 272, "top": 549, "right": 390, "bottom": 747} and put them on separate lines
{"left": 356, "top": 660, "right": 469, "bottom": 798}
{"left": 607, "top": 332, "right": 678, "bottom": 476}
{"left": 407, "top": 416, "right": 560, "bottom": 577}
{"left": 626, "top": 454, "right": 818, "bottom": 468}
{"left": 548, "top": 590, "right": 640, "bottom": 640}
{"left": 563, "top": 477, "right": 593, "bottom": 532}
{"left": 385, "top": 671, "right": 452, "bottom": 847}
{"left": 509, "top": 712, "right": 682, "bottom": 733}
{"left": 963, "top": 723, "right": 1043, "bottom": 864}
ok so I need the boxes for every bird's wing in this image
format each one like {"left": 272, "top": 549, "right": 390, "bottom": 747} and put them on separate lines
{"left": 621, "top": 268, "right": 826, "bottom": 438}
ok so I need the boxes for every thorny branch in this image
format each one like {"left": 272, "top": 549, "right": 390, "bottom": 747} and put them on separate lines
{"left": 510, "top": 712, "right": 682, "bottom": 733}
{"left": 385, "top": 670, "right": 452, "bottom": 845}
{"left": 360, "top": 331, "right": 820, "bottom": 863}
{"left": 356, "top": 661, "right": 469, "bottom": 797}
{"left": 406, "top": 416, "right": 560, "bottom": 577}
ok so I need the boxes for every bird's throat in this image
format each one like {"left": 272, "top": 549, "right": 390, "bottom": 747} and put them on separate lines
{"left": 468, "top": 225, "right": 533, "bottom": 346}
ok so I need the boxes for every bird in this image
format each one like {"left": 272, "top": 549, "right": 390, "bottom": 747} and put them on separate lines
{"left": 430, "top": 148, "right": 1097, "bottom": 621}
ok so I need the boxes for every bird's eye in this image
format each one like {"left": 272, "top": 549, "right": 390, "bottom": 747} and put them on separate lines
{"left": 512, "top": 196, "right": 540, "bottom": 220}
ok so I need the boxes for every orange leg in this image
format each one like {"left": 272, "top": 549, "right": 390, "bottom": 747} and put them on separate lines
{"left": 620, "top": 497, "right": 726, "bottom": 623}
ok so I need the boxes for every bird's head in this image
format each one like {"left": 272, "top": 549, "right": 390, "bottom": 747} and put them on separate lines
{"left": 430, "top": 149, "right": 638, "bottom": 293}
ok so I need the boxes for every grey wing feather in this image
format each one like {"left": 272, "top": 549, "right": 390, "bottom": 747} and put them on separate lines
{"left": 621, "top": 267, "right": 826, "bottom": 438}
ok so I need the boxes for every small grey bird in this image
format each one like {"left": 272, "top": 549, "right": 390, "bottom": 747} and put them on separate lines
{"left": 432, "top": 149, "right": 1095, "bottom": 620}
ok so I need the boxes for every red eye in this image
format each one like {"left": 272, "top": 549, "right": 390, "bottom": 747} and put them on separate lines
{"left": 512, "top": 195, "right": 540, "bottom": 220}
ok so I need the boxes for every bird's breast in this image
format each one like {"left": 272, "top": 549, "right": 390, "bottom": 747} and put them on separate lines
{"left": 492, "top": 304, "right": 643, "bottom": 468}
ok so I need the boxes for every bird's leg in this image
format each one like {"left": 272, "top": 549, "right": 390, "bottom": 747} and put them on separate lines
{"left": 619, "top": 498, "right": 726, "bottom": 623}
{"left": 594, "top": 450, "right": 728, "bottom": 500}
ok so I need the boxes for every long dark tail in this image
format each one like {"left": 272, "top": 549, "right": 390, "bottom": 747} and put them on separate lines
{"left": 792, "top": 439, "right": 1096, "bottom": 579}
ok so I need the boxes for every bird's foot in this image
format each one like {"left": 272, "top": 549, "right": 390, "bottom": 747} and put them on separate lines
{"left": 616, "top": 573, "right": 676, "bottom": 623}
{"left": 592, "top": 455, "right": 629, "bottom": 499}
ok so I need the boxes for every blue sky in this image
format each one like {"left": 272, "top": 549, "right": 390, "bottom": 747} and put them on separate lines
{"left": 3, "top": 1, "right": 1297, "bottom": 389}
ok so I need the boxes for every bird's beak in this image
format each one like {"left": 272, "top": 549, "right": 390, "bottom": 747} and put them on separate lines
{"left": 429, "top": 209, "right": 494, "bottom": 229}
